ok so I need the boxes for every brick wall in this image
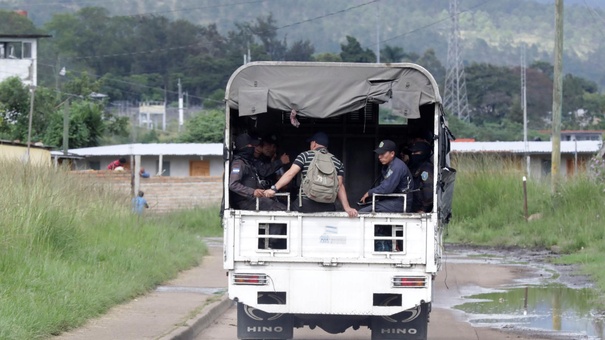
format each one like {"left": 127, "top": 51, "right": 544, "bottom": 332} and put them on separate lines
{"left": 71, "top": 171, "right": 222, "bottom": 213}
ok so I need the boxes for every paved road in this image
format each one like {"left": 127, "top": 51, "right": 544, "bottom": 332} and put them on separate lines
{"left": 198, "top": 260, "right": 551, "bottom": 340}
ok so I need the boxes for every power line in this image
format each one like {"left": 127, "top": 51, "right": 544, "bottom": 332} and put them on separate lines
{"left": 380, "top": 0, "right": 495, "bottom": 44}
{"left": 124, "top": 0, "right": 273, "bottom": 18}
{"left": 56, "top": 1, "right": 378, "bottom": 61}
{"left": 37, "top": 62, "right": 224, "bottom": 104}
{"left": 276, "top": 0, "right": 379, "bottom": 30}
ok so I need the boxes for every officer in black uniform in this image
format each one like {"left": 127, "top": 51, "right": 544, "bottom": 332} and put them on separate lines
{"left": 229, "top": 133, "right": 286, "bottom": 211}
{"left": 408, "top": 141, "right": 434, "bottom": 213}
{"left": 359, "top": 140, "right": 413, "bottom": 213}
{"left": 252, "top": 134, "right": 289, "bottom": 188}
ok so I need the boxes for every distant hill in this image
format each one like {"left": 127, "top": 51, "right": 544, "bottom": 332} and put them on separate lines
{"left": 1, "top": 0, "right": 604, "bottom": 88}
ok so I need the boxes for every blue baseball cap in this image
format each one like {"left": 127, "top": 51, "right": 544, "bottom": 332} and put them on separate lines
{"left": 374, "top": 140, "right": 397, "bottom": 154}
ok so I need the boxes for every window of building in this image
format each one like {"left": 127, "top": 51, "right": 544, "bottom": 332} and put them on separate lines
{"left": 22, "top": 42, "right": 32, "bottom": 59}
{"left": 89, "top": 161, "right": 100, "bottom": 170}
{"left": 156, "top": 160, "right": 170, "bottom": 176}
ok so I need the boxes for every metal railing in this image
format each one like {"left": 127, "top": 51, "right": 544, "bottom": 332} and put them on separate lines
{"left": 256, "top": 192, "right": 291, "bottom": 211}
{"left": 371, "top": 193, "right": 407, "bottom": 213}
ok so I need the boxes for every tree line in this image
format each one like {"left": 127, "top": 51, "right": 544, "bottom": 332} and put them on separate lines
{"left": 1, "top": 8, "right": 605, "bottom": 147}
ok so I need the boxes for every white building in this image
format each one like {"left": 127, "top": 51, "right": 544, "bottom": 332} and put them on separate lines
{"left": 68, "top": 143, "right": 224, "bottom": 177}
{"left": 0, "top": 34, "right": 51, "bottom": 86}
{"left": 451, "top": 140, "right": 603, "bottom": 178}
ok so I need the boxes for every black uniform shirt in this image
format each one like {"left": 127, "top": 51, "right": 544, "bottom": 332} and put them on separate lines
{"left": 229, "top": 156, "right": 261, "bottom": 202}
{"left": 368, "top": 157, "right": 412, "bottom": 196}
{"left": 412, "top": 160, "right": 434, "bottom": 212}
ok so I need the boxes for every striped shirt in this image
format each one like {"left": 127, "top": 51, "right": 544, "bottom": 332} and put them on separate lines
{"left": 293, "top": 147, "right": 345, "bottom": 179}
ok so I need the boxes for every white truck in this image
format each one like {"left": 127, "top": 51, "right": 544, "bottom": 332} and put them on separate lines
{"left": 222, "top": 62, "right": 455, "bottom": 340}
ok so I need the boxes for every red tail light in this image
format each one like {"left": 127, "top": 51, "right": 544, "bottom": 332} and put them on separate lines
{"left": 392, "top": 276, "right": 426, "bottom": 288}
{"left": 233, "top": 273, "right": 268, "bottom": 285}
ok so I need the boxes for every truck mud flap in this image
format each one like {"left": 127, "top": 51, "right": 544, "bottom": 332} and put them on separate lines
{"left": 370, "top": 302, "right": 429, "bottom": 340}
{"left": 237, "top": 302, "right": 293, "bottom": 340}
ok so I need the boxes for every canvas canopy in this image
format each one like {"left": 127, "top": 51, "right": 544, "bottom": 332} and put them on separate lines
{"left": 226, "top": 62, "right": 441, "bottom": 120}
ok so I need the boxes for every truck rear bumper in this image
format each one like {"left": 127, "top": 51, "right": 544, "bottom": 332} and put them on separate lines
{"left": 229, "top": 264, "right": 432, "bottom": 315}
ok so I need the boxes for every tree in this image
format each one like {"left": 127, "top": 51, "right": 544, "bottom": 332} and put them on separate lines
{"left": 340, "top": 36, "right": 375, "bottom": 63}
{"left": 314, "top": 53, "right": 342, "bottom": 62}
{"left": 285, "top": 40, "right": 315, "bottom": 61}
{"left": 0, "top": 10, "right": 40, "bottom": 34}
{"left": 0, "top": 77, "right": 56, "bottom": 142}
{"left": 44, "top": 100, "right": 105, "bottom": 148}
{"left": 415, "top": 49, "right": 445, "bottom": 85}
{"left": 465, "top": 63, "right": 518, "bottom": 125}
{"left": 380, "top": 45, "right": 406, "bottom": 63}
{"left": 203, "top": 89, "right": 226, "bottom": 109}
{"left": 237, "top": 14, "right": 286, "bottom": 61}
{"left": 179, "top": 110, "right": 225, "bottom": 143}
{"left": 0, "top": 77, "right": 29, "bottom": 133}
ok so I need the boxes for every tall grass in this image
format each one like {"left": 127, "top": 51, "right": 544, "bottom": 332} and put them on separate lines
{"left": 447, "top": 154, "right": 605, "bottom": 251}
{"left": 0, "top": 162, "right": 220, "bottom": 340}
{"left": 447, "top": 154, "right": 605, "bottom": 296}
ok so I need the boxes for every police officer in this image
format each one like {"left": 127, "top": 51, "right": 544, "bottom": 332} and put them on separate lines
{"left": 253, "top": 134, "right": 289, "bottom": 188}
{"left": 229, "top": 133, "right": 286, "bottom": 211}
{"left": 359, "top": 140, "right": 413, "bottom": 213}
{"left": 408, "top": 141, "right": 434, "bottom": 213}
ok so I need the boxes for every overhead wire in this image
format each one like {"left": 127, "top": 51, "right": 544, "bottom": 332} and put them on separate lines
{"left": 36, "top": 62, "right": 224, "bottom": 104}
{"left": 380, "top": 0, "right": 497, "bottom": 44}
{"left": 58, "top": 0, "right": 379, "bottom": 61}
{"left": 276, "top": 0, "right": 379, "bottom": 30}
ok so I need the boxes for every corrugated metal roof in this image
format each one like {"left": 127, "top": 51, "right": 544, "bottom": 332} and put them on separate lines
{"left": 451, "top": 141, "right": 602, "bottom": 154}
{"left": 69, "top": 143, "right": 223, "bottom": 156}
{"left": 0, "top": 139, "right": 52, "bottom": 150}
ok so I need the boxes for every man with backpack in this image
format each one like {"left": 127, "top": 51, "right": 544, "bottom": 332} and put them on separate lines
{"left": 263, "top": 132, "right": 358, "bottom": 217}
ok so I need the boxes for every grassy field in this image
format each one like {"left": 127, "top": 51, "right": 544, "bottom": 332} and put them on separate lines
{"left": 0, "top": 162, "right": 221, "bottom": 340}
{"left": 447, "top": 154, "right": 605, "bottom": 296}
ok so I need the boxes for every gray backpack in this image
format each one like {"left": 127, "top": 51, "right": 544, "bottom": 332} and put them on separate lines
{"left": 300, "top": 150, "right": 339, "bottom": 204}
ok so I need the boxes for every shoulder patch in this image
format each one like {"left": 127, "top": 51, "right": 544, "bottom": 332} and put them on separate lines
{"left": 385, "top": 169, "right": 393, "bottom": 178}
{"left": 231, "top": 167, "right": 240, "bottom": 174}
{"left": 421, "top": 171, "right": 429, "bottom": 181}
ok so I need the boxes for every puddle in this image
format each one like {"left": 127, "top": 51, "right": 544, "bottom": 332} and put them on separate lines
{"left": 455, "top": 284, "right": 605, "bottom": 339}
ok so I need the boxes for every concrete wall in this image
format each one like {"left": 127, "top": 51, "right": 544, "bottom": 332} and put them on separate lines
{"left": 70, "top": 171, "right": 222, "bottom": 213}
{"left": 452, "top": 153, "right": 592, "bottom": 180}
{"left": 0, "top": 144, "right": 50, "bottom": 166}
{"left": 528, "top": 154, "right": 590, "bottom": 179}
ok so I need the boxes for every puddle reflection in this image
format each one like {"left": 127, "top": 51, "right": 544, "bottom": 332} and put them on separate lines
{"left": 455, "top": 285, "right": 605, "bottom": 339}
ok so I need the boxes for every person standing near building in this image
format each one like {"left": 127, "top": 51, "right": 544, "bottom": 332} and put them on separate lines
{"left": 107, "top": 157, "right": 127, "bottom": 170}
{"left": 132, "top": 190, "right": 149, "bottom": 215}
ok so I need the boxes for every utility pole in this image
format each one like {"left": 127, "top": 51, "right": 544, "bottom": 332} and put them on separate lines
{"left": 444, "top": 0, "right": 470, "bottom": 121}
{"left": 62, "top": 99, "right": 70, "bottom": 155}
{"left": 551, "top": 0, "right": 564, "bottom": 193}
{"left": 521, "top": 44, "right": 530, "bottom": 176}
{"left": 376, "top": 1, "right": 380, "bottom": 63}
{"left": 26, "top": 85, "right": 36, "bottom": 163}
{"left": 178, "top": 78, "right": 184, "bottom": 132}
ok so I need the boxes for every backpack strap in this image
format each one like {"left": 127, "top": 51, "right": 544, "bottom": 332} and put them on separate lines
{"left": 298, "top": 150, "right": 318, "bottom": 207}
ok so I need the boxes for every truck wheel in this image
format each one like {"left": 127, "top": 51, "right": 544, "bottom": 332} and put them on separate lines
{"left": 370, "top": 302, "right": 430, "bottom": 340}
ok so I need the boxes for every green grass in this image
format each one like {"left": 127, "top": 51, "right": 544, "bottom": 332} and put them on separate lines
{"left": 446, "top": 154, "right": 605, "bottom": 301}
{"left": 0, "top": 162, "right": 221, "bottom": 340}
